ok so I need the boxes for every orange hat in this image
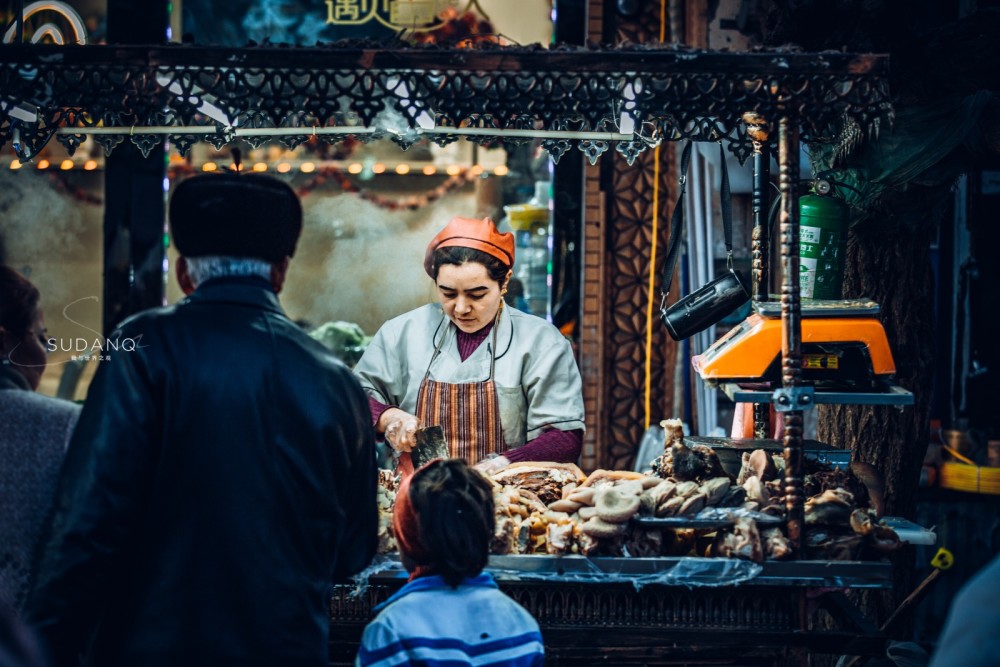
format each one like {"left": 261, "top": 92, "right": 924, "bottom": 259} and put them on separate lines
{"left": 423, "top": 216, "right": 515, "bottom": 278}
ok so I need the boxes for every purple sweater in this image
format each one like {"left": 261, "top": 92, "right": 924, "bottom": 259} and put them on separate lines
{"left": 368, "top": 322, "right": 582, "bottom": 463}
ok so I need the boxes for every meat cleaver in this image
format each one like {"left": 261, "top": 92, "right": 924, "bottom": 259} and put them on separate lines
{"left": 411, "top": 425, "right": 449, "bottom": 469}
{"left": 395, "top": 425, "right": 450, "bottom": 479}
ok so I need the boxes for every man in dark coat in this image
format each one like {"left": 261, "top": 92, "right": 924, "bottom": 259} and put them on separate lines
{"left": 24, "top": 172, "right": 377, "bottom": 667}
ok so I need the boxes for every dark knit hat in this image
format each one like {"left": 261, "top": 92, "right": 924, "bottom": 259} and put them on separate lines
{"left": 169, "top": 172, "right": 303, "bottom": 263}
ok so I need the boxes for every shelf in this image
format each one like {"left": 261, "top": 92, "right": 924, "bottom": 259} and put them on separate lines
{"left": 720, "top": 382, "right": 914, "bottom": 407}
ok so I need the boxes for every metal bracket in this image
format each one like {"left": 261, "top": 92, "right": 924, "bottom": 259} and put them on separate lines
{"left": 771, "top": 386, "right": 816, "bottom": 411}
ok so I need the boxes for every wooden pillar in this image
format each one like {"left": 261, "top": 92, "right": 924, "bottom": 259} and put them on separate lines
{"left": 578, "top": 0, "right": 680, "bottom": 470}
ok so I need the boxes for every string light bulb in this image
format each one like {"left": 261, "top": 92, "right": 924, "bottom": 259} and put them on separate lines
{"left": 446, "top": 165, "right": 461, "bottom": 176}
{"left": 84, "top": 160, "right": 97, "bottom": 171}
{"left": 276, "top": 163, "right": 291, "bottom": 173}
{"left": 493, "top": 165, "right": 509, "bottom": 176}
{"left": 252, "top": 162, "right": 267, "bottom": 172}
{"left": 347, "top": 163, "right": 363, "bottom": 174}
{"left": 300, "top": 162, "right": 316, "bottom": 173}
{"left": 36, "top": 159, "right": 50, "bottom": 170}
{"left": 60, "top": 159, "right": 74, "bottom": 170}
{"left": 372, "top": 162, "right": 386, "bottom": 174}
{"left": 202, "top": 162, "right": 217, "bottom": 172}
{"left": 10, "top": 160, "right": 22, "bottom": 170}
{"left": 395, "top": 164, "right": 410, "bottom": 175}
{"left": 422, "top": 165, "right": 437, "bottom": 176}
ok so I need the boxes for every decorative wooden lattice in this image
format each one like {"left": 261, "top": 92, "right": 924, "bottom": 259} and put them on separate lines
{"left": 0, "top": 43, "right": 889, "bottom": 163}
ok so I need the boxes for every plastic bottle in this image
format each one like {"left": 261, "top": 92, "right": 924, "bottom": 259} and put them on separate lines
{"left": 503, "top": 181, "right": 551, "bottom": 317}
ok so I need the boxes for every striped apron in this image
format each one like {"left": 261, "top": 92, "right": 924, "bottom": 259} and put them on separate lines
{"left": 413, "top": 312, "right": 505, "bottom": 466}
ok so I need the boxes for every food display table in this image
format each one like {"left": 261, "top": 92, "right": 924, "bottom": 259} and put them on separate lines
{"left": 328, "top": 555, "right": 901, "bottom": 666}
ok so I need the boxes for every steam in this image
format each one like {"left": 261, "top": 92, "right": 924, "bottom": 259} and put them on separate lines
{"left": 241, "top": 0, "right": 329, "bottom": 45}
{"left": 283, "top": 191, "right": 477, "bottom": 335}
{"left": 0, "top": 169, "right": 87, "bottom": 306}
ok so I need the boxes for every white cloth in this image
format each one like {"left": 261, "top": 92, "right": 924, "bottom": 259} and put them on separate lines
{"left": 354, "top": 304, "right": 584, "bottom": 449}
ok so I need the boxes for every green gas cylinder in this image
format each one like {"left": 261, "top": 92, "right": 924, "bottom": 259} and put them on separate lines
{"left": 799, "top": 193, "right": 849, "bottom": 300}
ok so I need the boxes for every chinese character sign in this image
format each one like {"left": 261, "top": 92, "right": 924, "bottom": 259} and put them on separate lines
{"left": 325, "top": 0, "right": 452, "bottom": 30}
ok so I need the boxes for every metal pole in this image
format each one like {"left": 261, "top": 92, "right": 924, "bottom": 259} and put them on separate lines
{"left": 15, "top": 0, "right": 24, "bottom": 44}
{"left": 778, "top": 114, "right": 804, "bottom": 551}
{"left": 744, "top": 112, "right": 771, "bottom": 303}
{"left": 744, "top": 112, "right": 772, "bottom": 440}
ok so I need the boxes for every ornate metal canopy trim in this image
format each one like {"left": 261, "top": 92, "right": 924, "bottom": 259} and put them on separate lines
{"left": 0, "top": 43, "right": 890, "bottom": 163}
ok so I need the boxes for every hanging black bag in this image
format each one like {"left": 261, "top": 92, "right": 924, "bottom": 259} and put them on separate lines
{"left": 660, "top": 142, "right": 750, "bottom": 341}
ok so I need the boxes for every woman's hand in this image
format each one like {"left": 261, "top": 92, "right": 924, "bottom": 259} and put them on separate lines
{"left": 378, "top": 408, "right": 421, "bottom": 453}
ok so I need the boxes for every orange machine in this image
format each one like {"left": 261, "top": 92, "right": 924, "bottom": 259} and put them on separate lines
{"left": 692, "top": 300, "right": 897, "bottom": 389}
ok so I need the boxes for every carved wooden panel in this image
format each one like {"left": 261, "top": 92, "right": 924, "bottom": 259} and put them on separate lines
{"left": 603, "top": 146, "right": 677, "bottom": 470}
{"left": 578, "top": 0, "right": 680, "bottom": 471}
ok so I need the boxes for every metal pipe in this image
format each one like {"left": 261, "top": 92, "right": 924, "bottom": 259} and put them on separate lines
{"left": 745, "top": 112, "right": 772, "bottom": 440}
{"left": 778, "top": 114, "right": 804, "bottom": 551}
{"left": 54, "top": 125, "right": 636, "bottom": 141}
{"left": 745, "top": 113, "right": 770, "bottom": 303}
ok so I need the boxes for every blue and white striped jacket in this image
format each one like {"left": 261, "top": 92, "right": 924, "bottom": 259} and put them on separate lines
{"left": 356, "top": 573, "right": 545, "bottom": 666}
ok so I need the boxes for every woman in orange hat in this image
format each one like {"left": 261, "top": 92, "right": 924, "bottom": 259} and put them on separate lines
{"left": 353, "top": 216, "right": 585, "bottom": 474}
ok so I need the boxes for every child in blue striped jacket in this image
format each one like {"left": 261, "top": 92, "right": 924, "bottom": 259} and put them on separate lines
{"left": 356, "top": 458, "right": 544, "bottom": 667}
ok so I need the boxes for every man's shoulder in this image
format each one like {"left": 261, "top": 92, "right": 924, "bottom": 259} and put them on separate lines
{"left": 111, "top": 302, "right": 183, "bottom": 336}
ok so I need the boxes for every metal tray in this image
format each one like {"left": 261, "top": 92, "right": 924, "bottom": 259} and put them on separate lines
{"left": 721, "top": 382, "right": 914, "bottom": 407}
{"left": 753, "top": 298, "right": 880, "bottom": 318}
{"left": 881, "top": 516, "right": 937, "bottom": 546}
{"left": 633, "top": 512, "right": 784, "bottom": 530}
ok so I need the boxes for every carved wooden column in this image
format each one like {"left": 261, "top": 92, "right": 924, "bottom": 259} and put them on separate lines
{"left": 578, "top": 0, "right": 679, "bottom": 470}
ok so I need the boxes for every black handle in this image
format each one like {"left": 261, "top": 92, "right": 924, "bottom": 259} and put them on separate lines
{"left": 660, "top": 141, "right": 734, "bottom": 303}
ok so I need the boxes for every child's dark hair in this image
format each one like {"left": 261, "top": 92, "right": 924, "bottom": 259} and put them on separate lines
{"left": 409, "top": 459, "right": 496, "bottom": 587}
{"left": 431, "top": 246, "right": 510, "bottom": 283}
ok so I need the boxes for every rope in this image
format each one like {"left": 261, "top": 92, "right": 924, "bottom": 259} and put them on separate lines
{"left": 644, "top": 0, "right": 669, "bottom": 429}
{"left": 644, "top": 146, "right": 660, "bottom": 430}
